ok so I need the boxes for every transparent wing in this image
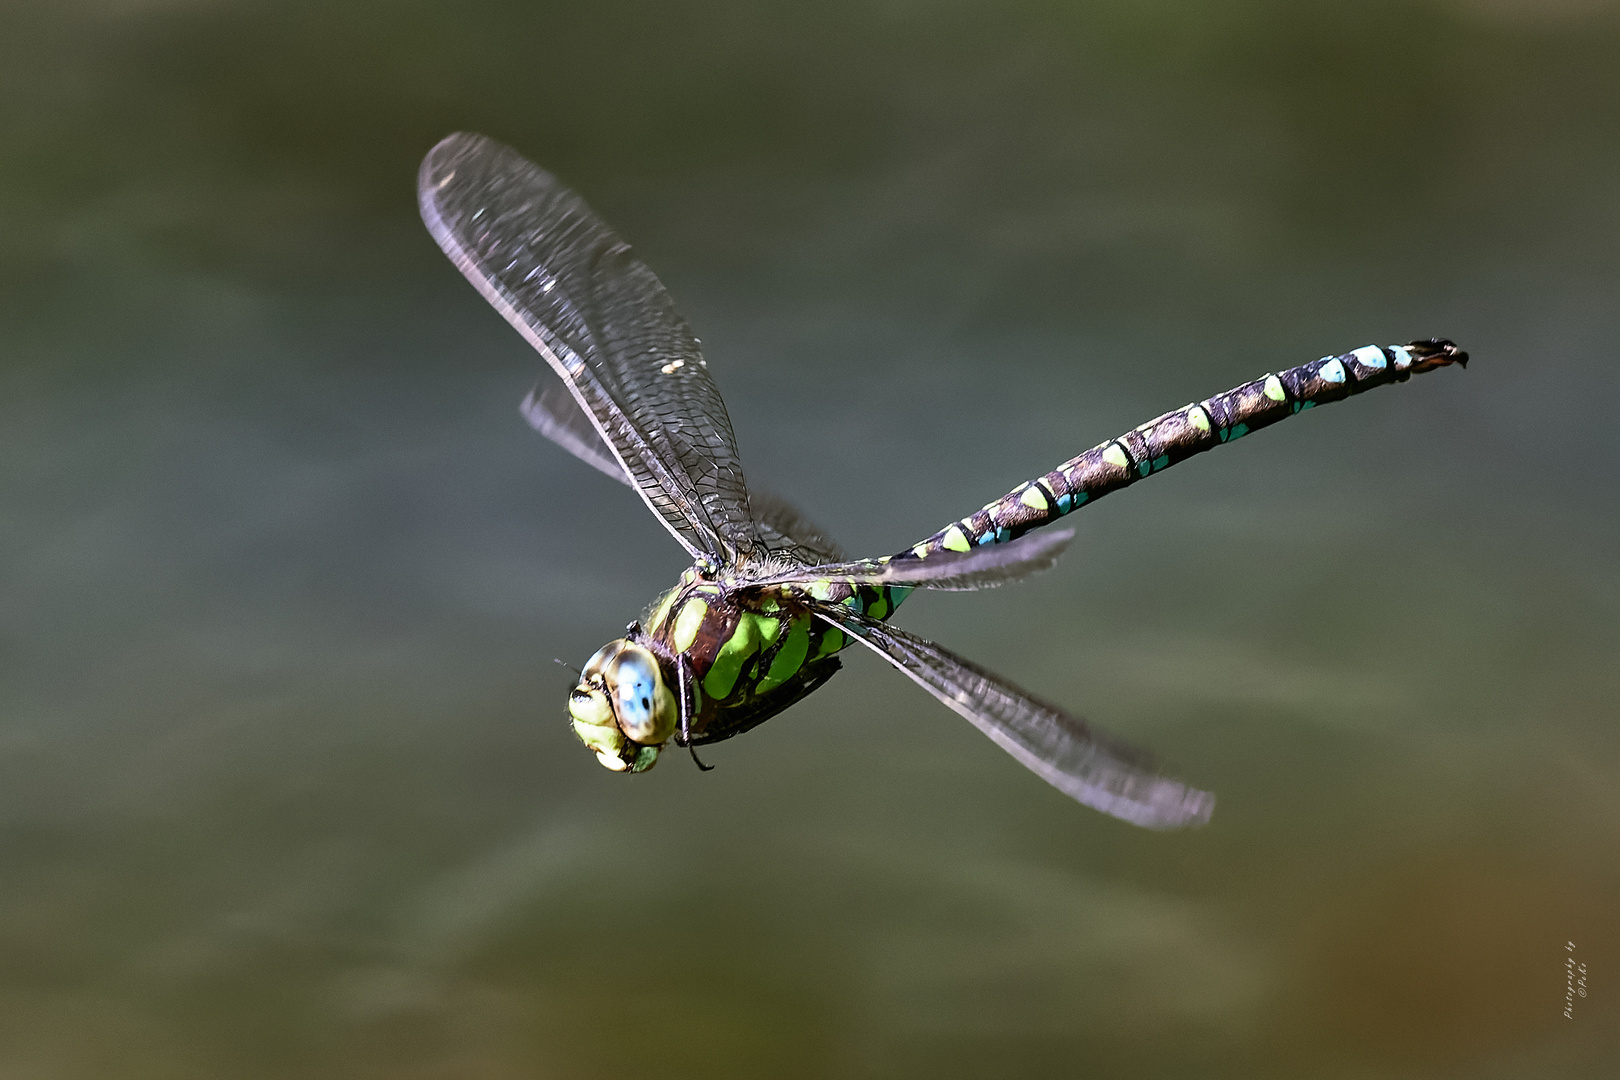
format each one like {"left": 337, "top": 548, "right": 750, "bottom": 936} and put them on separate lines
{"left": 520, "top": 377, "right": 634, "bottom": 487}
{"left": 419, "top": 132, "right": 758, "bottom": 564}
{"left": 517, "top": 373, "right": 844, "bottom": 569}
{"left": 517, "top": 369, "right": 846, "bottom": 568}
{"left": 813, "top": 605, "right": 1214, "bottom": 828}
{"left": 748, "top": 528, "right": 1073, "bottom": 592}
{"left": 749, "top": 491, "right": 844, "bottom": 565}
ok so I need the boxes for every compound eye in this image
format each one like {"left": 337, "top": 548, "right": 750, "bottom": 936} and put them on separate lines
{"left": 605, "top": 646, "right": 675, "bottom": 745}
{"left": 581, "top": 640, "right": 626, "bottom": 682}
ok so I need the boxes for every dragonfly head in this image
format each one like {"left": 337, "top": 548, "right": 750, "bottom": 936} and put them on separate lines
{"left": 567, "top": 636, "right": 677, "bottom": 772}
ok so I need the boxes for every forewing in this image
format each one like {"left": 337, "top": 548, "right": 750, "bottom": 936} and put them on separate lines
{"left": 748, "top": 528, "right": 1073, "bottom": 591}
{"left": 814, "top": 606, "right": 1214, "bottom": 828}
{"left": 419, "top": 132, "right": 758, "bottom": 563}
{"left": 520, "top": 378, "right": 635, "bottom": 487}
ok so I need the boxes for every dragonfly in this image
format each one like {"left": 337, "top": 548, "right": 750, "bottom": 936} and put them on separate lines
{"left": 418, "top": 132, "right": 1466, "bottom": 830}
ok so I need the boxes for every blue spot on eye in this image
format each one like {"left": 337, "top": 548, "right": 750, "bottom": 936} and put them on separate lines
{"left": 613, "top": 655, "right": 660, "bottom": 727}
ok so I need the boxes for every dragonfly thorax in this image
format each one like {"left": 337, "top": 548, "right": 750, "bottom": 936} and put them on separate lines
{"left": 567, "top": 637, "right": 676, "bottom": 773}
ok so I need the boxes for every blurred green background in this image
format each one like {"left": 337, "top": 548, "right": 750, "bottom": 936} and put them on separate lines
{"left": 3, "top": 1, "right": 1618, "bottom": 1077}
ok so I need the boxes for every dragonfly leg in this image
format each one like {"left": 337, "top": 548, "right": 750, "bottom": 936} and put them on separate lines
{"left": 677, "top": 653, "right": 713, "bottom": 772}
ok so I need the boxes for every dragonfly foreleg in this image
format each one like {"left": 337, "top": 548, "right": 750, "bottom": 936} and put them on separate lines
{"left": 676, "top": 652, "right": 714, "bottom": 772}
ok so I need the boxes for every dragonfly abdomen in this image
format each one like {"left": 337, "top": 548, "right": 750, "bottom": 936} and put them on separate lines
{"left": 903, "top": 340, "right": 1466, "bottom": 560}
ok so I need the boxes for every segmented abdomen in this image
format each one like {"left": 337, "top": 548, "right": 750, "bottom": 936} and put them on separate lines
{"left": 901, "top": 340, "right": 1466, "bottom": 561}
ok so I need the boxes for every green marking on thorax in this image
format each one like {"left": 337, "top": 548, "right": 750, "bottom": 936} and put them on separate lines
{"left": 702, "top": 611, "right": 783, "bottom": 700}
{"left": 671, "top": 597, "right": 707, "bottom": 653}
{"left": 756, "top": 614, "right": 811, "bottom": 694}
{"left": 646, "top": 587, "right": 679, "bottom": 635}
{"left": 812, "top": 625, "right": 844, "bottom": 660}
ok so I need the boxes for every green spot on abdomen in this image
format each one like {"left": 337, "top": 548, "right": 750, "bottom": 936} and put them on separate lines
{"left": 942, "top": 525, "right": 972, "bottom": 553}
{"left": 1102, "top": 444, "right": 1129, "bottom": 469}
{"left": 1263, "top": 374, "right": 1286, "bottom": 402}
{"left": 1018, "top": 485, "right": 1048, "bottom": 511}
{"left": 866, "top": 590, "right": 890, "bottom": 621}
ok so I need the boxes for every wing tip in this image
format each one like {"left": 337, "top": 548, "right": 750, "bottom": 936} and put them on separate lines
{"left": 1070, "top": 781, "right": 1214, "bottom": 830}
{"left": 1139, "top": 784, "right": 1216, "bottom": 830}
{"left": 418, "top": 132, "right": 481, "bottom": 219}
{"left": 420, "top": 130, "right": 487, "bottom": 173}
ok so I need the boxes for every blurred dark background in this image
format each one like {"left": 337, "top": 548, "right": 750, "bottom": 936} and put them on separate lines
{"left": 2, "top": 1, "right": 1617, "bottom": 1077}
